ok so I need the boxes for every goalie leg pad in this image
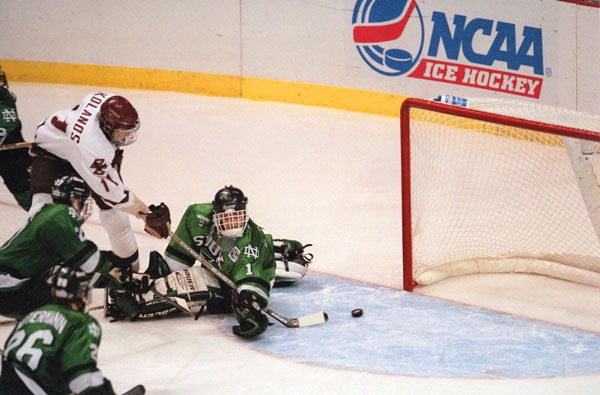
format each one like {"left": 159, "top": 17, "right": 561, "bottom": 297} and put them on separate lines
{"left": 149, "top": 267, "right": 211, "bottom": 305}
{"left": 105, "top": 267, "right": 224, "bottom": 320}
{"left": 105, "top": 288, "right": 181, "bottom": 321}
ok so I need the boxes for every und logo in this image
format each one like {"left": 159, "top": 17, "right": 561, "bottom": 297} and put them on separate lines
{"left": 352, "top": 0, "right": 424, "bottom": 76}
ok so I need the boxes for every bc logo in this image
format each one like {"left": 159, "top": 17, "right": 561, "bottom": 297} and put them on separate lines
{"left": 352, "top": 0, "right": 424, "bottom": 76}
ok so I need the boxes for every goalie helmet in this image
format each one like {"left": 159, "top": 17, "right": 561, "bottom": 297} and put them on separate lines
{"left": 212, "top": 185, "right": 249, "bottom": 238}
{"left": 51, "top": 267, "right": 92, "bottom": 312}
{"left": 51, "top": 175, "right": 93, "bottom": 221}
{"left": 99, "top": 95, "right": 140, "bottom": 146}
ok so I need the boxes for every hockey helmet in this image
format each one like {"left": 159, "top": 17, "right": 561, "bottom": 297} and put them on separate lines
{"left": 51, "top": 266, "right": 92, "bottom": 312}
{"left": 212, "top": 185, "right": 249, "bottom": 238}
{"left": 51, "top": 175, "right": 93, "bottom": 221}
{"left": 99, "top": 95, "right": 140, "bottom": 146}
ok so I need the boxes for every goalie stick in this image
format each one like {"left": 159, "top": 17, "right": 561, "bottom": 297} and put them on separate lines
{"left": 168, "top": 230, "right": 328, "bottom": 328}
{"left": 0, "top": 141, "right": 32, "bottom": 151}
{"left": 149, "top": 286, "right": 194, "bottom": 317}
{"left": 1, "top": 305, "right": 105, "bottom": 326}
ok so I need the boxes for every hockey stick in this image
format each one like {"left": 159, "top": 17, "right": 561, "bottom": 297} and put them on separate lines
{"left": 0, "top": 348, "right": 144, "bottom": 395}
{"left": 149, "top": 286, "right": 194, "bottom": 317}
{"left": 0, "top": 350, "right": 144, "bottom": 395}
{"left": 122, "top": 384, "right": 145, "bottom": 395}
{"left": 1, "top": 305, "right": 105, "bottom": 326}
{"left": 352, "top": 0, "right": 416, "bottom": 43}
{"left": 0, "top": 141, "right": 32, "bottom": 151}
{"left": 168, "top": 230, "right": 328, "bottom": 328}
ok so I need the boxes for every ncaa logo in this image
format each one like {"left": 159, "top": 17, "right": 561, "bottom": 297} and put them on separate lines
{"left": 352, "top": 0, "right": 424, "bottom": 76}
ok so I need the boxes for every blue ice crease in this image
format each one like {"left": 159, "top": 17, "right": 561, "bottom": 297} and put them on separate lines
{"left": 230, "top": 273, "right": 600, "bottom": 378}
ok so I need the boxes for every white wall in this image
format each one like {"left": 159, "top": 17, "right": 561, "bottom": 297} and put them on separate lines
{"left": 1, "top": 0, "right": 597, "bottom": 112}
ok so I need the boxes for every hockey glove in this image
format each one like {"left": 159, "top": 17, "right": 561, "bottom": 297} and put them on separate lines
{"left": 112, "top": 148, "right": 124, "bottom": 176}
{"left": 145, "top": 250, "right": 172, "bottom": 278}
{"left": 232, "top": 291, "right": 269, "bottom": 338}
{"left": 273, "top": 239, "right": 313, "bottom": 286}
{"left": 143, "top": 202, "right": 171, "bottom": 239}
{"left": 274, "top": 239, "right": 313, "bottom": 264}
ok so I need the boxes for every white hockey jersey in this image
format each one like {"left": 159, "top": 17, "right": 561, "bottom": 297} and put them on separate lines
{"left": 34, "top": 92, "right": 135, "bottom": 209}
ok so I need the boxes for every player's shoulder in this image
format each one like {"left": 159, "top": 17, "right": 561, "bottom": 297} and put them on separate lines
{"left": 39, "top": 203, "right": 83, "bottom": 226}
{"left": 80, "top": 91, "right": 114, "bottom": 104}
{"left": 24, "top": 304, "right": 79, "bottom": 331}
{"left": 0, "top": 86, "right": 14, "bottom": 101}
{"left": 185, "top": 203, "right": 214, "bottom": 220}
{"left": 43, "top": 202, "right": 81, "bottom": 219}
{"left": 246, "top": 219, "right": 268, "bottom": 239}
{"left": 51, "top": 304, "right": 102, "bottom": 338}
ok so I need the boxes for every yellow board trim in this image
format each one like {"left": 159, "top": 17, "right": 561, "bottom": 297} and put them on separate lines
{"left": 1, "top": 59, "right": 406, "bottom": 117}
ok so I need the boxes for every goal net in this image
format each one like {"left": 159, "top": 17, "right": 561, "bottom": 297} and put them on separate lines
{"left": 401, "top": 96, "right": 600, "bottom": 291}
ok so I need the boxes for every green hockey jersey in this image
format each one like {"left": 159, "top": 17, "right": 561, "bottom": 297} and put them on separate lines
{"left": 0, "top": 86, "right": 20, "bottom": 144}
{"left": 165, "top": 203, "right": 275, "bottom": 304}
{"left": 0, "top": 203, "right": 111, "bottom": 292}
{"left": 2, "top": 303, "right": 112, "bottom": 394}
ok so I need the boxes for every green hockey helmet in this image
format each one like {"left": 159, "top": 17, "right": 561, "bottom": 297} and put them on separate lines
{"left": 51, "top": 175, "right": 93, "bottom": 221}
{"left": 52, "top": 267, "right": 92, "bottom": 312}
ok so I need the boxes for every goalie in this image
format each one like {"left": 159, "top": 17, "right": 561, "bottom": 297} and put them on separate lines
{"left": 107, "top": 185, "right": 313, "bottom": 338}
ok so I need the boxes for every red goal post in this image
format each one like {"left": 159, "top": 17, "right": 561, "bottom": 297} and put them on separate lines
{"left": 401, "top": 97, "right": 600, "bottom": 291}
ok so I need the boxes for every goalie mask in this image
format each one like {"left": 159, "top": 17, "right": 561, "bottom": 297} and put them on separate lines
{"left": 99, "top": 95, "right": 140, "bottom": 147}
{"left": 51, "top": 175, "right": 93, "bottom": 221}
{"left": 213, "top": 185, "right": 249, "bottom": 238}
{"left": 51, "top": 267, "right": 92, "bottom": 312}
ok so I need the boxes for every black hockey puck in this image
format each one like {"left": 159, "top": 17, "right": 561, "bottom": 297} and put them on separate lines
{"left": 351, "top": 308, "right": 363, "bottom": 318}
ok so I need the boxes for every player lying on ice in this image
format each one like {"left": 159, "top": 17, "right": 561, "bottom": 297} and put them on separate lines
{"left": 0, "top": 175, "right": 140, "bottom": 321}
{"left": 106, "top": 185, "right": 313, "bottom": 338}
{"left": 0, "top": 267, "right": 142, "bottom": 395}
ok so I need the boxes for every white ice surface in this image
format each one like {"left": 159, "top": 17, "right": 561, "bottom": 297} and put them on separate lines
{"left": 0, "top": 83, "right": 599, "bottom": 394}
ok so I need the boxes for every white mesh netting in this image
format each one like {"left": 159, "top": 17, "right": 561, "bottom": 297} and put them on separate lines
{"left": 407, "top": 98, "right": 600, "bottom": 286}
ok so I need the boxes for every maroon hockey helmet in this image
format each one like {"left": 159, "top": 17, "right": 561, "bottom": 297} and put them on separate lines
{"left": 99, "top": 95, "right": 140, "bottom": 146}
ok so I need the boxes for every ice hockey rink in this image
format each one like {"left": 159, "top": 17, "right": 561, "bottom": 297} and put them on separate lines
{"left": 1, "top": 83, "right": 599, "bottom": 394}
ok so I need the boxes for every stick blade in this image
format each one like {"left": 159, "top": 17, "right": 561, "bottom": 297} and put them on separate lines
{"left": 295, "top": 311, "right": 328, "bottom": 328}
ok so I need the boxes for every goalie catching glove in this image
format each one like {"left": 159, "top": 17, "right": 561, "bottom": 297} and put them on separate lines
{"left": 273, "top": 239, "right": 313, "bottom": 286}
{"left": 232, "top": 291, "right": 269, "bottom": 338}
{"left": 142, "top": 202, "right": 171, "bottom": 239}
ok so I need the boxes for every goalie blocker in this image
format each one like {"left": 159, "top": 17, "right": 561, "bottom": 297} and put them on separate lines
{"left": 106, "top": 239, "right": 312, "bottom": 320}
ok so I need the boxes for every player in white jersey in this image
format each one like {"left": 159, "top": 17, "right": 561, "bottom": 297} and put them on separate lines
{"left": 29, "top": 93, "right": 171, "bottom": 270}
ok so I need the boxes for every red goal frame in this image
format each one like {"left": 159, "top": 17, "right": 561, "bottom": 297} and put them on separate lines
{"left": 400, "top": 97, "right": 600, "bottom": 291}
